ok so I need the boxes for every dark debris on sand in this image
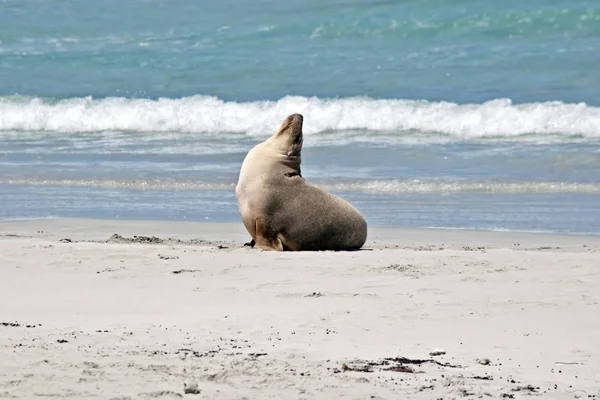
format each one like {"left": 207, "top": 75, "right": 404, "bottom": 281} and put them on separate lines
{"left": 340, "top": 356, "right": 463, "bottom": 375}
{"left": 104, "top": 234, "right": 232, "bottom": 249}
{"left": 171, "top": 269, "right": 201, "bottom": 275}
{"left": 1, "top": 322, "right": 41, "bottom": 328}
{"left": 107, "top": 234, "right": 163, "bottom": 244}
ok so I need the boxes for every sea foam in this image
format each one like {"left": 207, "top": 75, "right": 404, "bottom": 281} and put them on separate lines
{"left": 3, "top": 178, "right": 599, "bottom": 194}
{"left": 1, "top": 95, "right": 599, "bottom": 139}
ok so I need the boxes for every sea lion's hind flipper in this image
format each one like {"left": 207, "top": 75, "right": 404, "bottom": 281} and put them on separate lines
{"left": 278, "top": 234, "right": 299, "bottom": 252}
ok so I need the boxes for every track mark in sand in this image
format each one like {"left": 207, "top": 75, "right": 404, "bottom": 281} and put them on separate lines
{"left": 103, "top": 234, "right": 233, "bottom": 249}
{"left": 471, "top": 375, "right": 494, "bottom": 380}
{"left": 138, "top": 391, "right": 182, "bottom": 398}
{"left": 519, "top": 246, "right": 561, "bottom": 252}
{"left": 82, "top": 361, "right": 100, "bottom": 369}
{"left": 384, "top": 263, "right": 416, "bottom": 272}
{"left": 96, "top": 266, "right": 125, "bottom": 274}
{"left": 278, "top": 291, "right": 377, "bottom": 300}
{"left": 305, "top": 292, "right": 325, "bottom": 298}
{"left": 462, "top": 246, "right": 486, "bottom": 252}
{"left": 0, "top": 234, "right": 34, "bottom": 239}
{"left": 33, "top": 390, "right": 95, "bottom": 397}
{"left": 380, "top": 263, "right": 425, "bottom": 278}
{"left": 379, "top": 356, "right": 462, "bottom": 368}
{"left": 139, "top": 364, "right": 174, "bottom": 374}
{"left": 512, "top": 384, "right": 540, "bottom": 393}
{"left": 247, "top": 352, "right": 267, "bottom": 359}
{"left": 171, "top": 269, "right": 200, "bottom": 275}
{"left": 174, "top": 348, "right": 218, "bottom": 358}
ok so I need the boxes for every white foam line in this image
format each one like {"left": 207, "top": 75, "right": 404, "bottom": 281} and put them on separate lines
{"left": 1, "top": 95, "right": 599, "bottom": 138}
{"left": 2, "top": 178, "right": 599, "bottom": 194}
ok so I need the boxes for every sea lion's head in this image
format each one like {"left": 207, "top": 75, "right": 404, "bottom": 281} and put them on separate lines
{"left": 270, "top": 113, "right": 304, "bottom": 158}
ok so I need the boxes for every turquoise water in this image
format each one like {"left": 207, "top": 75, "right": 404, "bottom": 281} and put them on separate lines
{"left": 1, "top": 0, "right": 600, "bottom": 234}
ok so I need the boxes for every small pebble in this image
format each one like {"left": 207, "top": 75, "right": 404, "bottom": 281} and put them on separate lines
{"left": 429, "top": 349, "right": 446, "bottom": 356}
{"left": 476, "top": 358, "right": 491, "bottom": 366}
{"left": 184, "top": 380, "right": 200, "bottom": 395}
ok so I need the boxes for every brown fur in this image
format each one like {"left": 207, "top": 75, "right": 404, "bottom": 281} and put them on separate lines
{"left": 235, "top": 114, "right": 367, "bottom": 251}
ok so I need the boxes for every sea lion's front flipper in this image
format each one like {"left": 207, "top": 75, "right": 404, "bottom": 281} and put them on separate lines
{"left": 254, "top": 218, "right": 284, "bottom": 251}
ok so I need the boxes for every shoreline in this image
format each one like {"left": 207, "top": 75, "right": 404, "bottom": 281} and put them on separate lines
{"left": 2, "top": 217, "right": 600, "bottom": 246}
{"left": 1, "top": 217, "right": 599, "bottom": 398}
{"left": 3, "top": 184, "right": 600, "bottom": 237}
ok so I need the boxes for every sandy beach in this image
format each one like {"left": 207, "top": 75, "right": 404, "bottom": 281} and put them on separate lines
{"left": 1, "top": 218, "right": 599, "bottom": 399}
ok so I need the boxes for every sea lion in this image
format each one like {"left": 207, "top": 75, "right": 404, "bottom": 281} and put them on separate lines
{"left": 235, "top": 113, "right": 367, "bottom": 251}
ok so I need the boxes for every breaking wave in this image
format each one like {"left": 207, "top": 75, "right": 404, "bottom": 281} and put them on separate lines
{"left": 1, "top": 95, "right": 599, "bottom": 140}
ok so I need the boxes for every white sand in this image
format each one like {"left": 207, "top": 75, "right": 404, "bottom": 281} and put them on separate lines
{"left": 1, "top": 218, "right": 599, "bottom": 399}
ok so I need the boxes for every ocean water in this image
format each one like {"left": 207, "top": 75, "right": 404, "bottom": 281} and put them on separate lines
{"left": 1, "top": 0, "right": 600, "bottom": 234}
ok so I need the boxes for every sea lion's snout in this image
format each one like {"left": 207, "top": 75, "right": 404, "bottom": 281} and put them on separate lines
{"left": 276, "top": 113, "right": 303, "bottom": 137}
{"left": 284, "top": 113, "right": 303, "bottom": 130}
{"left": 272, "top": 114, "right": 304, "bottom": 157}
{"left": 288, "top": 113, "right": 303, "bottom": 132}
